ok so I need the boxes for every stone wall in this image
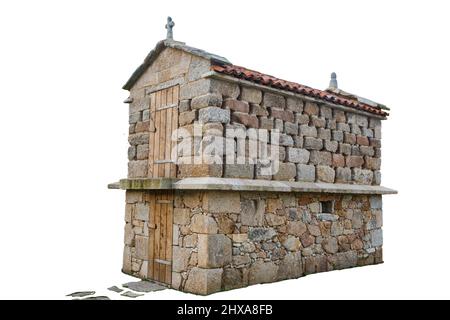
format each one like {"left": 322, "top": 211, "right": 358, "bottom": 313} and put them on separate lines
{"left": 123, "top": 190, "right": 383, "bottom": 295}
{"left": 125, "top": 46, "right": 383, "bottom": 185}
{"left": 176, "top": 79, "right": 383, "bottom": 185}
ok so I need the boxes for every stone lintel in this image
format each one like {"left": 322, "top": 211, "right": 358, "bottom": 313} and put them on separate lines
{"left": 108, "top": 177, "right": 397, "bottom": 195}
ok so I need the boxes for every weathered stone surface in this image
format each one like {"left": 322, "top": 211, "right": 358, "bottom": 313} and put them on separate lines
{"left": 273, "top": 163, "right": 296, "bottom": 181}
{"left": 224, "top": 164, "right": 254, "bottom": 179}
{"left": 331, "top": 221, "right": 344, "bottom": 236}
{"left": 135, "top": 235, "right": 148, "bottom": 260}
{"left": 179, "top": 100, "right": 190, "bottom": 112}
{"left": 286, "top": 220, "right": 307, "bottom": 236}
{"left": 300, "top": 233, "right": 315, "bottom": 247}
{"left": 354, "top": 134, "right": 369, "bottom": 146}
{"left": 365, "top": 156, "right": 381, "bottom": 170}
{"left": 198, "top": 234, "right": 232, "bottom": 268}
{"left": 286, "top": 148, "right": 310, "bottom": 164}
{"left": 224, "top": 99, "right": 250, "bottom": 113}
{"left": 296, "top": 113, "right": 310, "bottom": 125}
{"left": 286, "top": 97, "right": 303, "bottom": 112}
{"left": 265, "top": 213, "right": 286, "bottom": 226}
{"left": 180, "top": 79, "right": 211, "bottom": 100}
{"left": 335, "top": 167, "right": 352, "bottom": 183}
{"left": 299, "top": 125, "right": 317, "bottom": 137}
{"left": 373, "top": 170, "right": 381, "bottom": 185}
{"left": 134, "top": 203, "right": 149, "bottom": 221}
{"left": 128, "top": 146, "right": 136, "bottom": 160}
{"left": 324, "top": 140, "right": 338, "bottom": 153}
{"left": 174, "top": 208, "right": 191, "bottom": 225}
{"left": 203, "top": 191, "right": 241, "bottom": 213}
{"left": 248, "top": 260, "right": 278, "bottom": 285}
{"left": 210, "top": 79, "right": 240, "bottom": 99}
{"left": 172, "top": 246, "right": 191, "bottom": 272}
{"left": 296, "top": 164, "right": 315, "bottom": 182}
{"left": 232, "top": 255, "right": 251, "bottom": 266}
{"left": 128, "top": 160, "right": 148, "bottom": 178}
{"left": 334, "top": 251, "right": 358, "bottom": 270}
{"left": 248, "top": 227, "right": 277, "bottom": 241}
{"left": 371, "top": 229, "right": 383, "bottom": 247}
{"left": 322, "top": 237, "right": 338, "bottom": 253}
{"left": 123, "top": 246, "right": 132, "bottom": 273}
{"left": 332, "top": 130, "right": 344, "bottom": 142}
{"left": 124, "top": 223, "right": 134, "bottom": 246}
{"left": 222, "top": 268, "right": 247, "bottom": 290}
{"left": 179, "top": 110, "right": 196, "bottom": 126}
{"left": 346, "top": 155, "right": 364, "bottom": 168}
{"left": 198, "top": 107, "right": 230, "bottom": 123}
{"left": 216, "top": 215, "right": 235, "bottom": 234}
{"left": 304, "top": 102, "right": 319, "bottom": 115}
{"left": 251, "top": 103, "right": 268, "bottom": 116}
{"left": 310, "top": 151, "right": 332, "bottom": 166}
{"left": 232, "top": 112, "right": 259, "bottom": 128}
{"left": 67, "top": 291, "right": 95, "bottom": 298}
{"left": 283, "top": 236, "right": 301, "bottom": 251}
{"left": 241, "top": 199, "right": 265, "bottom": 226}
{"left": 240, "top": 86, "right": 262, "bottom": 104}
{"left": 344, "top": 132, "right": 357, "bottom": 145}
{"left": 311, "top": 116, "right": 326, "bottom": 128}
{"left": 332, "top": 154, "right": 345, "bottom": 167}
{"left": 263, "top": 92, "right": 285, "bottom": 109}
{"left": 184, "top": 234, "right": 198, "bottom": 248}
{"left": 352, "top": 168, "right": 373, "bottom": 185}
{"left": 122, "top": 280, "right": 166, "bottom": 293}
{"left": 121, "top": 291, "right": 143, "bottom": 298}
{"left": 259, "top": 117, "right": 274, "bottom": 130}
{"left": 317, "top": 213, "right": 339, "bottom": 221}
{"left": 307, "top": 224, "right": 321, "bottom": 237}
{"left": 178, "top": 162, "right": 223, "bottom": 178}
{"left": 339, "top": 143, "right": 351, "bottom": 155}
{"left": 370, "top": 195, "right": 382, "bottom": 209}
{"left": 185, "top": 267, "right": 223, "bottom": 295}
{"left": 316, "top": 165, "right": 335, "bottom": 183}
{"left": 284, "top": 122, "right": 299, "bottom": 135}
{"left": 279, "top": 133, "right": 294, "bottom": 147}
{"left": 190, "top": 214, "right": 218, "bottom": 234}
{"left": 337, "top": 122, "right": 350, "bottom": 132}
{"left": 136, "top": 144, "right": 149, "bottom": 160}
{"left": 303, "top": 137, "right": 323, "bottom": 150}
{"left": 269, "top": 108, "right": 294, "bottom": 122}
{"left": 277, "top": 252, "right": 302, "bottom": 280}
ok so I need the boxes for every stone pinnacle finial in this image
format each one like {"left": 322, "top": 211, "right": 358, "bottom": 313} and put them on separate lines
{"left": 165, "top": 16, "right": 175, "bottom": 40}
{"left": 329, "top": 72, "right": 338, "bottom": 89}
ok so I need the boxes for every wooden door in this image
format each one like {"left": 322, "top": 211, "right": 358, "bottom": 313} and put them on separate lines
{"left": 148, "top": 85, "right": 179, "bottom": 178}
{"left": 146, "top": 191, "right": 174, "bottom": 285}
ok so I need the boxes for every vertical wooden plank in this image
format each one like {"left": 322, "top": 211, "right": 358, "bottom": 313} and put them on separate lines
{"left": 171, "top": 86, "right": 179, "bottom": 177}
{"left": 165, "top": 88, "right": 173, "bottom": 177}
{"left": 153, "top": 192, "right": 161, "bottom": 282}
{"left": 148, "top": 93, "right": 156, "bottom": 177}
{"left": 165, "top": 191, "right": 173, "bottom": 284}
{"left": 159, "top": 106, "right": 167, "bottom": 177}
{"left": 159, "top": 192, "right": 167, "bottom": 283}
{"left": 147, "top": 193, "right": 155, "bottom": 279}
{"left": 153, "top": 91, "right": 161, "bottom": 178}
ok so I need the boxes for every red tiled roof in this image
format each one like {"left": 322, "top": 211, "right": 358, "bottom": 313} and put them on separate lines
{"left": 211, "top": 63, "right": 388, "bottom": 117}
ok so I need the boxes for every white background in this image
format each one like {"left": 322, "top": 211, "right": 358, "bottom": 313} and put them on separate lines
{"left": 0, "top": 0, "right": 448, "bottom": 300}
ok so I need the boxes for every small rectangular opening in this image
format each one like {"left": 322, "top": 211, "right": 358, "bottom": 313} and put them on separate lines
{"left": 321, "top": 201, "right": 334, "bottom": 213}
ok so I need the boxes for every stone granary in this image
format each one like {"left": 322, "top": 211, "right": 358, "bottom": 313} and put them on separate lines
{"left": 109, "top": 18, "right": 396, "bottom": 295}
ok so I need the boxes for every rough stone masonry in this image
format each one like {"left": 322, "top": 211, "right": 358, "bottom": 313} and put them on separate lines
{"left": 110, "top": 20, "right": 396, "bottom": 295}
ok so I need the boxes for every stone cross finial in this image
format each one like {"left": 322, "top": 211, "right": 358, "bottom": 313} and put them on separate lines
{"left": 165, "top": 16, "right": 175, "bottom": 40}
{"left": 329, "top": 72, "right": 338, "bottom": 89}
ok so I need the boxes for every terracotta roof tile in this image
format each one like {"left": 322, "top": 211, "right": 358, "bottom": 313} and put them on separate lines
{"left": 211, "top": 63, "right": 388, "bottom": 117}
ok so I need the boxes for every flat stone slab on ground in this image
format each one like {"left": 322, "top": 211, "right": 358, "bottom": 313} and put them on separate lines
{"left": 66, "top": 291, "right": 95, "bottom": 297}
{"left": 121, "top": 291, "right": 144, "bottom": 298}
{"left": 122, "top": 280, "right": 166, "bottom": 293}
{"left": 107, "top": 286, "right": 124, "bottom": 293}
{"left": 81, "top": 296, "right": 110, "bottom": 300}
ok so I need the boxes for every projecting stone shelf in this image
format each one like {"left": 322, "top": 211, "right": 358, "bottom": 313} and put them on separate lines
{"left": 108, "top": 177, "right": 397, "bottom": 195}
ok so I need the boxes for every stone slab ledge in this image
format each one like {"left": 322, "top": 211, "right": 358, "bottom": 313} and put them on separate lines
{"left": 108, "top": 178, "right": 397, "bottom": 195}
